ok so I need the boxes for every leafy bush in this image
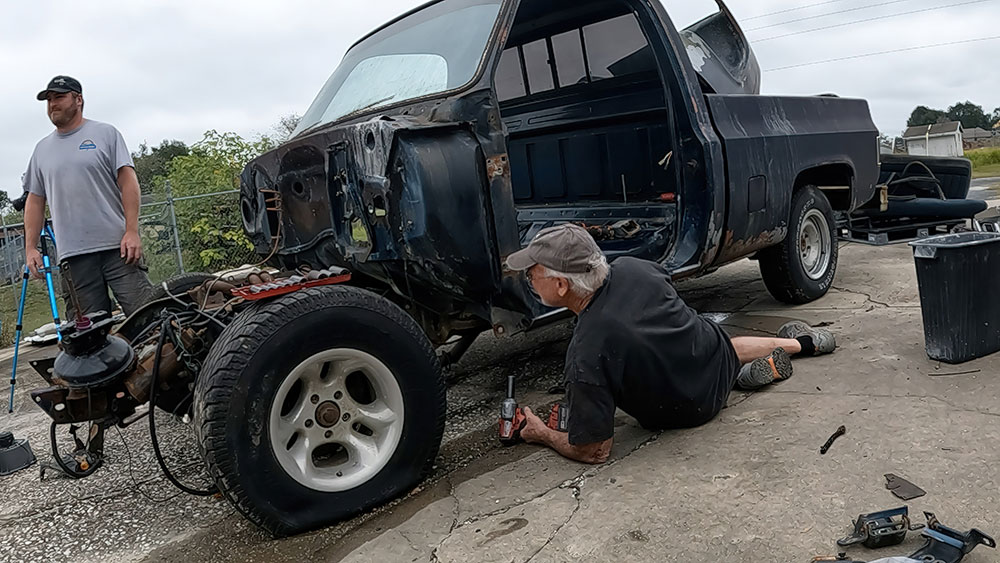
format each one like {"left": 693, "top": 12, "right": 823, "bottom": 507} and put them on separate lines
{"left": 966, "top": 147, "right": 1000, "bottom": 168}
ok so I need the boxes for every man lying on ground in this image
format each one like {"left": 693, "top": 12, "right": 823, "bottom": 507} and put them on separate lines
{"left": 505, "top": 224, "right": 835, "bottom": 464}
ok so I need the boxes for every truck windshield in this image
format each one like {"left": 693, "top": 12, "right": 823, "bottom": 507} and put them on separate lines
{"left": 294, "top": 0, "right": 502, "bottom": 136}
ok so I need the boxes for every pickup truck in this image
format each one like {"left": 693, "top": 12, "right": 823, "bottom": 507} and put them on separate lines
{"left": 219, "top": 0, "right": 880, "bottom": 534}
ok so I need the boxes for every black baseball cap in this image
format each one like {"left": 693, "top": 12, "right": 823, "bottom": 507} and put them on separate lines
{"left": 36, "top": 75, "right": 82, "bottom": 100}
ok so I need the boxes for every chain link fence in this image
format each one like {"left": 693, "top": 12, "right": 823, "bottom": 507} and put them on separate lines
{"left": 1, "top": 186, "right": 258, "bottom": 347}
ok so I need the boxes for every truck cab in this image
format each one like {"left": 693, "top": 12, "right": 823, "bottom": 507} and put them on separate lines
{"left": 242, "top": 0, "right": 879, "bottom": 343}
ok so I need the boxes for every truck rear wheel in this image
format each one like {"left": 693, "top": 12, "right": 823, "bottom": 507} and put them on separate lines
{"left": 193, "top": 285, "right": 445, "bottom": 536}
{"left": 758, "top": 186, "right": 838, "bottom": 304}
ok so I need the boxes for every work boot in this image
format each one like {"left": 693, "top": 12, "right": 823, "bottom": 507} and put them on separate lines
{"left": 735, "top": 347, "right": 793, "bottom": 390}
{"left": 777, "top": 321, "right": 836, "bottom": 356}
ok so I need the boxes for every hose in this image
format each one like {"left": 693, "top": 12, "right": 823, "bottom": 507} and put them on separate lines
{"left": 149, "top": 318, "right": 218, "bottom": 497}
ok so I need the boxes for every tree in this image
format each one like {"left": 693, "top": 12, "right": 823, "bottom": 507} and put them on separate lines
{"left": 0, "top": 191, "right": 11, "bottom": 214}
{"left": 273, "top": 113, "right": 302, "bottom": 142}
{"left": 160, "top": 130, "right": 276, "bottom": 270}
{"left": 907, "top": 105, "right": 948, "bottom": 128}
{"left": 946, "top": 101, "right": 991, "bottom": 130}
{"left": 132, "top": 140, "right": 190, "bottom": 196}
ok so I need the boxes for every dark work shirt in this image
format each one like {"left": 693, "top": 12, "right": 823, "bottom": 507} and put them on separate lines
{"left": 564, "top": 257, "right": 740, "bottom": 445}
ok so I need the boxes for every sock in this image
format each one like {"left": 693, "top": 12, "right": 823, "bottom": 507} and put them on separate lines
{"left": 796, "top": 335, "right": 815, "bottom": 356}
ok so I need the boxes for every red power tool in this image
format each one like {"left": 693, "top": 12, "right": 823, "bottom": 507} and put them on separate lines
{"left": 498, "top": 376, "right": 568, "bottom": 445}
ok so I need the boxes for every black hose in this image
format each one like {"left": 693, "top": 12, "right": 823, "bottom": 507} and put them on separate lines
{"left": 149, "top": 318, "right": 218, "bottom": 497}
{"left": 49, "top": 421, "right": 98, "bottom": 479}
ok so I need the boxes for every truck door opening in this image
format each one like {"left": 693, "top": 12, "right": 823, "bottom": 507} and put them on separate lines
{"left": 494, "top": 0, "right": 679, "bottom": 262}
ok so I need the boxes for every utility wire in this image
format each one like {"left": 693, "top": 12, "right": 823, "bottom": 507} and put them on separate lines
{"left": 745, "top": 0, "right": 852, "bottom": 21}
{"left": 756, "top": 0, "right": 992, "bottom": 42}
{"left": 746, "top": 0, "right": 912, "bottom": 31}
{"left": 765, "top": 34, "right": 1000, "bottom": 71}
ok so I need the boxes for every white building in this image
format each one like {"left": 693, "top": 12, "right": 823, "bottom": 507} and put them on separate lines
{"left": 903, "top": 121, "right": 964, "bottom": 157}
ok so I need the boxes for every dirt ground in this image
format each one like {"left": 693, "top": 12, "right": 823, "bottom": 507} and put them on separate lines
{"left": 2, "top": 239, "right": 999, "bottom": 562}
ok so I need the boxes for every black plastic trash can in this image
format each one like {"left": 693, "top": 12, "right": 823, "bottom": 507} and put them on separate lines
{"left": 910, "top": 232, "right": 1000, "bottom": 363}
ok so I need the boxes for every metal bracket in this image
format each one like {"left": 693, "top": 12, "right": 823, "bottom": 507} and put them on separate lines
{"left": 837, "top": 506, "right": 924, "bottom": 549}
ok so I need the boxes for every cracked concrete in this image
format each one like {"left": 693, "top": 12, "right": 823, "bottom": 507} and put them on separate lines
{"left": 4, "top": 238, "right": 1000, "bottom": 562}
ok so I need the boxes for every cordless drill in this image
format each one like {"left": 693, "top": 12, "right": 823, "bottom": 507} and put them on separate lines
{"left": 498, "top": 376, "right": 526, "bottom": 446}
{"left": 498, "top": 376, "right": 568, "bottom": 445}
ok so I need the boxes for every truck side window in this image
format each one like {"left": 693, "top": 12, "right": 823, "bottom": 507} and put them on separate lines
{"left": 551, "top": 30, "right": 588, "bottom": 87}
{"left": 522, "top": 39, "right": 555, "bottom": 94}
{"left": 496, "top": 48, "right": 526, "bottom": 102}
{"left": 583, "top": 13, "right": 654, "bottom": 80}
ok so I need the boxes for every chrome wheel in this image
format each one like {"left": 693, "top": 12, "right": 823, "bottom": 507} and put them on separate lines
{"left": 799, "top": 209, "right": 831, "bottom": 280}
{"left": 268, "top": 348, "right": 404, "bottom": 492}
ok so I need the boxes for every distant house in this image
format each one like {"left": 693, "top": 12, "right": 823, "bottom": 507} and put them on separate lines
{"left": 963, "top": 127, "right": 993, "bottom": 141}
{"left": 963, "top": 126, "right": 998, "bottom": 150}
{"left": 903, "top": 121, "right": 963, "bottom": 157}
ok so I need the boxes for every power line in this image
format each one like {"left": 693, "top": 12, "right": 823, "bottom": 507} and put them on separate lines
{"left": 745, "top": 0, "right": 852, "bottom": 21}
{"left": 756, "top": 0, "right": 992, "bottom": 42}
{"left": 746, "top": 0, "right": 913, "bottom": 31}
{"left": 765, "top": 35, "right": 1000, "bottom": 71}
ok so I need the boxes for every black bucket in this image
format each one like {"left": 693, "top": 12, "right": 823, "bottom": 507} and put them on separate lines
{"left": 0, "top": 431, "right": 36, "bottom": 476}
{"left": 910, "top": 232, "right": 1000, "bottom": 363}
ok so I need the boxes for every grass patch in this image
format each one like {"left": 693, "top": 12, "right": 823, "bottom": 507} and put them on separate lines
{"left": 0, "top": 279, "right": 66, "bottom": 347}
{"left": 967, "top": 148, "right": 1000, "bottom": 179}
{"left": 972, "top": 163, "right": 1000, "bottom": 179}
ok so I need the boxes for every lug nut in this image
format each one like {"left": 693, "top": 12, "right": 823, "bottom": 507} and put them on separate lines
{"left": 342, "top": 413, "right": 351, "bottom": 422}
{"left": 311, "top": 395, "right": 319, "bottom": 404}
{"left": 325, "top": 430, "right": 333, "bottom": 439}
{"left": 305, "top": 420, "right": 314, "bottom": 428}
{"left": 334, "top": 391, "right": 343, "bottom": 400}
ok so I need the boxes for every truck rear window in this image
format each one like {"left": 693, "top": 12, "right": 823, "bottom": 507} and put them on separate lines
{"left": 496, "top": 12, "right": 655, "bottom": 102}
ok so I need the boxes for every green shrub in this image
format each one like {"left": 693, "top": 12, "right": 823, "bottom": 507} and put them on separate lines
{"left": 966, "top": 147, "right": 1000, "bottom": 168}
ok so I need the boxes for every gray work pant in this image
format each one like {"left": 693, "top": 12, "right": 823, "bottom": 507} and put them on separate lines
{"left": 59, "top": 249, "right": 153, "bottom": 319}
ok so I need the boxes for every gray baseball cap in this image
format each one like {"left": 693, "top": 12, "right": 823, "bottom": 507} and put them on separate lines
{"left": 505, "top": 223, "right": 602, "bottom": 273}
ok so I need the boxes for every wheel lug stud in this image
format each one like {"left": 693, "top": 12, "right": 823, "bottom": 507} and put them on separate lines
{"left": 305, "top": 420, "right": 314, "bottom": 428}
{"left": 310, "top": 395, "right": 319, "bottom": 404}
{"left": 342, "top": 413, "right": 351, "bottom": 422}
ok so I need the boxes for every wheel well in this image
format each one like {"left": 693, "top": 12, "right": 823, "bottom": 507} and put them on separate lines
{"left": 794, "top": 163, "right": 854, "bottom": 211}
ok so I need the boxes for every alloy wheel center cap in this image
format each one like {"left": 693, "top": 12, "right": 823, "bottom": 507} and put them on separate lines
{"left": 315, "top": 401, "right": 342, "bottom": 428}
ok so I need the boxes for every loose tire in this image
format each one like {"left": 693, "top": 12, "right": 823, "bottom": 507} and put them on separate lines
{"left": 758, "top": 186, "right": 838, "bottom": 304}
{"left": 193, "top": 285, "right": 445, "bottom": 536}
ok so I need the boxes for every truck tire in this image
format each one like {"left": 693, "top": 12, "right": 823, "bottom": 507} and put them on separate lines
{"left": 193, "top": 285, "right": 446, "bottom": 536}
{"left": 758, "top": 186, "right": 838, "bottom": 304}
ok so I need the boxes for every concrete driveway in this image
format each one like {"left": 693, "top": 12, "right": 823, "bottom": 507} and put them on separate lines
{"left": 2, "top": 241, "right": 999, "bottom": 563}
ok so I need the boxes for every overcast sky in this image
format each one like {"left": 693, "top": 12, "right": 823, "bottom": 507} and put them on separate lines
{"left": 2, "top": 0, "right": 998, "bottom": 199}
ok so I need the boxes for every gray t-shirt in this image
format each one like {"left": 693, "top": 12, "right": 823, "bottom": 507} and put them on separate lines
{"left": 23, "top": 119, "right": 135, "bottom": 260}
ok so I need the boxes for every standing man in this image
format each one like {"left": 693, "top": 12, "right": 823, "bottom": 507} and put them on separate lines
{"left": 505, "top": 224, "right": 835, "bottom": 464}
{"left": 22, "top": 75, "right": 152, "bottom": 318}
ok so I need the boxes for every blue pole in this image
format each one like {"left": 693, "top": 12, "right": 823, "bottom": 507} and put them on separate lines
{"left": 40, "top": 225, "right": 62, "bottom": 342}
{"left": 8, "top": 267, "right": 29, "bottom": 413}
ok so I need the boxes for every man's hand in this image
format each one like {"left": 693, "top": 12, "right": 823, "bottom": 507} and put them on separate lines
{"left": 25, "top": 247, "right": 44, "bottom": 279}
{"left": 120, "top": 231, "right": 142, "bottom": 264}
{"left": 519, "top": 407, "right": 550, "bottom": 444}
{"left": 518, "top": 406, "right": 613, "bottom": 464}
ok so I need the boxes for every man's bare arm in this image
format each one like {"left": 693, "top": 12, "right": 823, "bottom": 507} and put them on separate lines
{"left": 520, "top": 407, "right": 613, "bottom": 464}
{"left": 23, "top": 193, "right": 46, "bottom": 276}
{"left": 117, "top": 166, "right": 143, "bottom": 263}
